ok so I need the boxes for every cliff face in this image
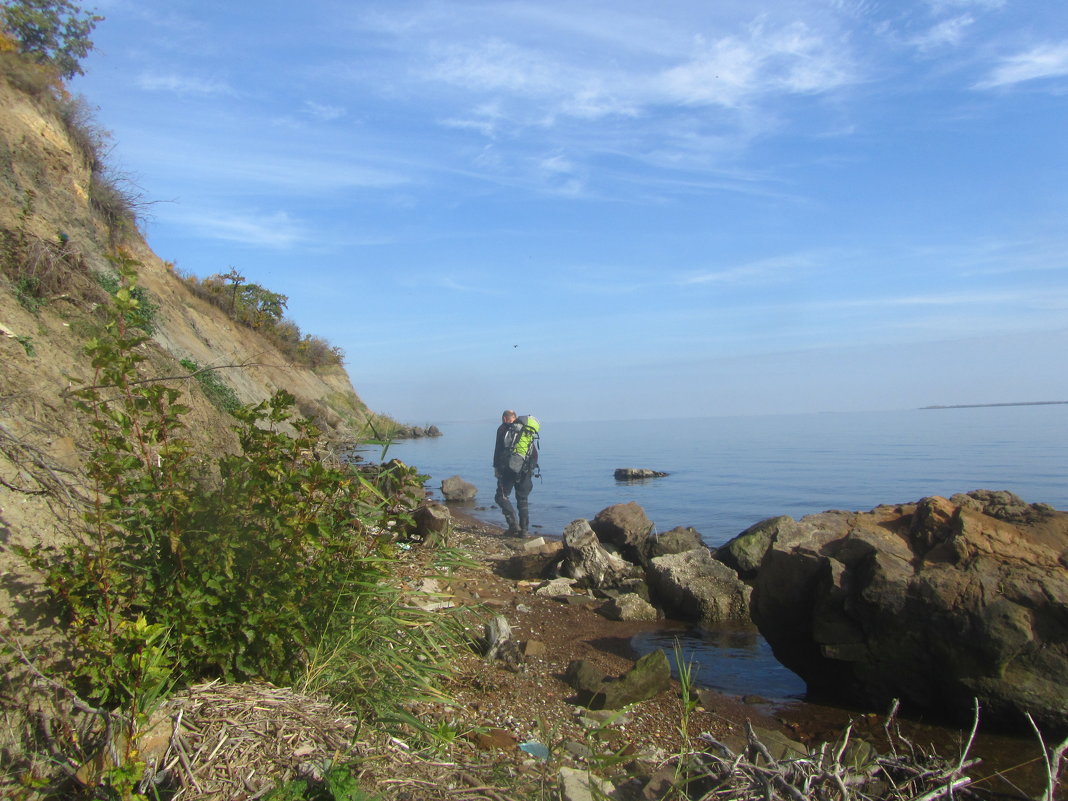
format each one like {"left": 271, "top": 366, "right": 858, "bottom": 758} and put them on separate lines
{"left": 0, "top": 63, "right": 381, "bottom": 610}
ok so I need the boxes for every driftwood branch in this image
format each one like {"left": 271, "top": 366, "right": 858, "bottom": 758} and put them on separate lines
{"left": 0, "top": 421, "right": 85, "bottom": 504}
{"left": 0, "top": 628, "right": 114, "bottom": 721}
{"left": 691, "top": 701, "right": 992, "bottom": 801}
{"left": 956, "top": 698, "right": 981, "bottom": 774}
{"left": 1026, "top": 712, "right": 1068, "bottom": 801}
{"left": 64, "top": 360, "right": 271, "bottom": 395}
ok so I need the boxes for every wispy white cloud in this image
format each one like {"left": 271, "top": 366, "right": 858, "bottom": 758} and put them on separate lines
{"left": 303, "top": 101, "right": 346, "bottom": 122}
{"left": 870, "top": 289, "right": 1030, "bottom": 306}
{"left": 436, "top": 276, "right": 506, "bottom": 295}
{"left": 974, "top": 41, "right": 1068, "bottom": 89}
{"left": 120, "top": 131, "right": 412, "bottom": 196}
{"left": 683, "top": 252, "right": 825, "bottom": 285}
{"left": 906, "top": 15, "right": 974, "bottom": 51}
{"left": 431, "top": 38, "right": 561, "bottom": 96}
{"left": 163, "top": 208, "right": 307, "bottom": 248}
{"left": 923, "top": 0, "right": 1004, "bottom": 11}
{"left": 909, "top": 235, "right": 1068, "bottom": 276}
{"left": 440, "top": 102, "right": 507, "bottom": 138}
{"left": 423, "top": 18, "right": 856, "bottom": 126}
{"left": 136, "top": 72, "right": 235, "bottom": 97}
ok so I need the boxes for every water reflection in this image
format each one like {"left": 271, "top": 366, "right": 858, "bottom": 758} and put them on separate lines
{"left": 631, "top": 622, "right": 1059, "bottom": 799}
{"left": 631, "top": 622, "right": 806, "bottom": 701}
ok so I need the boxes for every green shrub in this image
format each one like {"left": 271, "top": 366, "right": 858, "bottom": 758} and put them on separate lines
{"left": 179, "top": 357, "right": 242, "bottom": 415}
{"left": 94, "top": 261, "right": 157, "bottom": 333}
{"left": 180, "top": 270, "right": 345, "bottom": 369}
{"left": 14, "top": 332, "right": 35, "bottom": 356}
{"left": 19, "top": 260, "right": 461, "bottom": 721}
{"left": 0, "top": 0, "right": 103, "bottom": 80}
{"left": 12, "top": 274, "right": 42, "bottom": 311}
{"left": 264, "top": 765, "right": 380, "bottom": 801}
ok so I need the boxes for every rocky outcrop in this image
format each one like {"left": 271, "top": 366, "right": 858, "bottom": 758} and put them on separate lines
{"left": 741, "top": 491, "right": 1068, "bottom": 730}
{"left": 554, "top": 508, "right": 751, "bottom": 627}
{"left": 715, "top": 516, "right": 795, "bottom": 578}
{"left": 498, "top": 539, "right": 563, "bottom": 580}
{"left": 598, "top": 593, "right": 659, "bottom": 622}
{"left": 411, "top": 502, "right": 451, "bottom": 543}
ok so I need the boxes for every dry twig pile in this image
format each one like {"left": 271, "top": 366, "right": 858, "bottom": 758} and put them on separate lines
{"left": 140, "top": 681, "right": 364, "bottom": 799}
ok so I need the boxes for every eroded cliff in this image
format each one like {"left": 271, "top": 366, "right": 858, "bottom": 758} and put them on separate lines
{"left": 0, "top": 58, "right": 390, "bottom": 610}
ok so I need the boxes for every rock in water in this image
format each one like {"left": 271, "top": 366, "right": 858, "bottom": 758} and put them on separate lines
{"left": 614, "top": 468, "right": 668, "bottom": 480}
{"left": 647, "top": 548, "right": 752, "bottom": 624}
{"left": 440, "top": 475, "right": 477, "bottom": 502}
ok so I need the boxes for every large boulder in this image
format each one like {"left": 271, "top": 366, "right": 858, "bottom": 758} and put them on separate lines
{"left": 440, "top": 475, "right": 477, "bottom": 502}
{"left": 646, "top": 526, "right": 705, "bottom": 560}
{"left": 749, "top": 491, "right": 1068, "bottom": 731}
{"left": 559, "top": 519, "right": 641, "bottom": 591}
{"left": 598, "top": 593, "right": 659, "bottom": 622}
{"left": 498, "top": 540, "right": 564, "bottom": 580}
{"left": 647, "top": 548, "right": 752, "bottom": 624}
{"left": 564, "top": 650, "right": 672, "bottom": 709}
{"left": 590, "top": 502, "right": 654, "bottom": 564}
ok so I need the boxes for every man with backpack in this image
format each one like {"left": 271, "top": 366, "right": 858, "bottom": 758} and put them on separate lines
{"left": 493, "top": 409, "right": 539, "bottom": 536}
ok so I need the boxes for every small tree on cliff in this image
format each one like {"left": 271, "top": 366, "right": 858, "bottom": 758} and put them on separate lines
{"left": 0, "top": 0, "right": 103, "bottom": 79}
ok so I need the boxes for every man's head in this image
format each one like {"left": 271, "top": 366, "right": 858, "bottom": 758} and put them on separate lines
{"left": 502, "top": 409, "right": 517, "bottom": 423}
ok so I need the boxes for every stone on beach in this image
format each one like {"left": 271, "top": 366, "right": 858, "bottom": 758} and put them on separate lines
{"left": 559, "top": 518, "right": 640, "bottom": 590}
{"left": 590, "top": 502, "right": 654, "bottom": 564}
{"left": 564, "top": 649, "right": 672, "bottom": 710}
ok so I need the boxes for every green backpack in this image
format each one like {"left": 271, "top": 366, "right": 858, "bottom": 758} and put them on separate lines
{"left": 505, "top": 415, "right": 540, "bottom": 473}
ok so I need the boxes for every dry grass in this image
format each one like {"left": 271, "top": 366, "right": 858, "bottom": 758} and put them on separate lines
{"left": 138, "top": 681, "right": 365, "bottom": 800}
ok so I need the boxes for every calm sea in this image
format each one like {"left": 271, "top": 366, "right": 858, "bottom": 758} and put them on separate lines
{"left": 373, "top": 405, "right": 1067, "bottom": 547}
{"left": 366, "top": 405, "right": 1066, "bottom": 702}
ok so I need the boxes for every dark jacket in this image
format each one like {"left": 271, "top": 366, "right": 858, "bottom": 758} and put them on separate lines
{"left": 493, "top": 421, "right": 513, "bottom": 472}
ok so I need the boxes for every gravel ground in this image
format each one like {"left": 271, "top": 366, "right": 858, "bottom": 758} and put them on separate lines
{"left": 360, "top": 513, "right": 794, "bottom": 800}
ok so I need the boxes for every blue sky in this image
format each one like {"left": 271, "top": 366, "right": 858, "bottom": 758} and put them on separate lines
{"left": 72, "top": 0, "right": 1068, "bottom": 423}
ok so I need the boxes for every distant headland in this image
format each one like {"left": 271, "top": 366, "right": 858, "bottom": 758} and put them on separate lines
{"left": 920, "top": 401, "right": 1068, "bottom": 410}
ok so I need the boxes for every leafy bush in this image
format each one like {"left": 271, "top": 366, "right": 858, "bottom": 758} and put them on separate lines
{"left": 179, "top": 357, "right": 242, "bottom": 415}
{"left": 180, "top": 269, "right": 346, "bottom": 369}
{"left": 0, "top": 0, "right": 103, "bottom": 79}
{"left": 94, "top": 259, "right": 157, "bottom": 333}
{"left": 19, "top": 261, "right": 459, "bottom": 720}
{"left": 264, "top": 765, "right": 380, "bottom": 801}
{"left": 0, "top": 31, "right": 59, "bottom": 96}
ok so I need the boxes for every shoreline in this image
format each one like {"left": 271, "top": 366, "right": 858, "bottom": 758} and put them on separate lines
{"left": 437, "top": 506, "right": 1059, "bottom": 798}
